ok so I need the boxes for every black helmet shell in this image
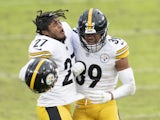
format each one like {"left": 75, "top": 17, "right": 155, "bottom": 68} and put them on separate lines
{"left": 25, "top": 58, "right": 58, "bottom": 93}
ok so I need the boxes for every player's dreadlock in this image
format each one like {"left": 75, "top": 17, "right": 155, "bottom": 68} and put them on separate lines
{"left": 33, "top": 9, "right": 68, "bottom": 34}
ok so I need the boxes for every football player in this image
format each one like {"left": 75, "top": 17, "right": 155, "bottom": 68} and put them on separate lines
{"left": 72, "top": 8, "right": 136, "bottom": 120}
{"left": 19, "top": 9, "right": 85, "bottom": 120}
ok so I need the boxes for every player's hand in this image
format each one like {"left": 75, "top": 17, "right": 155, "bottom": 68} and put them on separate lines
{"left": 19, "top": 65, "right": 28, "bottom": 81}
{"left": 72, "top": 62, "right": 85, "bottom": 77}
{"left": 19, "top": 59, "right": 35, "bottom": 81}
{"left": 85, "top": 90, "right": 112, "bottom": 104}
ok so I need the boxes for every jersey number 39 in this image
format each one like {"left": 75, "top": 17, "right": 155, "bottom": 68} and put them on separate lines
{"left": 76, "top": 64, "right": 102, "bottom": 88}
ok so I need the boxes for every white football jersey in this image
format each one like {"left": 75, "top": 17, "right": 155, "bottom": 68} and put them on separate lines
{"left": 72, "top": 33, "right": 129, "bottom": 96}
{"left": 28, "top": 22, "right": 84, "bottom": 107}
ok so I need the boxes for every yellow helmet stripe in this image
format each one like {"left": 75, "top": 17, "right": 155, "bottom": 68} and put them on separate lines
{"left": 30, "top": 59, "right": 45, "bottom": 90}
{"left": 88, "top": 8, "right": 93, "bottom": 29}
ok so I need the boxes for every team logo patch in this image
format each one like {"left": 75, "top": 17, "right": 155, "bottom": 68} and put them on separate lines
{"left": 100, "top": 53, "right": 109, "bottom": 63}
{"left": 46, "top": 73, "right": 55, "bottom": 85}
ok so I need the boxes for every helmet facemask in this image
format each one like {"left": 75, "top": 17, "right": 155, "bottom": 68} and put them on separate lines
{"left": 80, "top": 28, "right": 107, "bottom": 53}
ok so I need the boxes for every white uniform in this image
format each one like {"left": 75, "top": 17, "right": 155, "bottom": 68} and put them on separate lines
{"left": 28, "top": 22, "right": 84, "bottom": 107}
{"left": 72, "top": 33, "right": 129, "bottom": 96}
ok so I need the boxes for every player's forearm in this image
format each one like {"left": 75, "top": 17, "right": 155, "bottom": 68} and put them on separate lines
{"left": 112, "top": 83, "right": 136, "bottom": 99}
{"left": 112, "top": 67, "right": 136, "bottom": 99}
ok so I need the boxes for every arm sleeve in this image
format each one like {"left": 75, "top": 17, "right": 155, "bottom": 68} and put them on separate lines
{"left": 112, "top": 67, "right": 136, "bottom": 99}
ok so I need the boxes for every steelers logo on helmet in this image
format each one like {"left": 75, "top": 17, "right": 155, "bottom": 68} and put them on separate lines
{"left": 46, "top": 73, "right": 57, "bottom": 85}
{"left": 25, "top": 58, "right": 58, "bottom": 93}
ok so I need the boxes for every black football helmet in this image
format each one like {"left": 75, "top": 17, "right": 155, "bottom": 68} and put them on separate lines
{"left": 78, "top": 8, "right": 108, "bottom": 53}
{"left": 25, "top": 58, "right": 58, "bottom": 93}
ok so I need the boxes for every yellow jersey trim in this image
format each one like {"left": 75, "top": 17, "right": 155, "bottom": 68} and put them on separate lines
{"left": 116, "top": 50, "right": 129, "bottom": 59}
{"left": 116, "top": 45, "right": 129, "bottom": 55}
{"left": 29, "top": 51, "right": 52, "bottom": 59}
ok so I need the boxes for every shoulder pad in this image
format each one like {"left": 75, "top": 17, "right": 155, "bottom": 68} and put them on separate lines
{"left": 108, "top": 37, "right": 129, "bottom": 59}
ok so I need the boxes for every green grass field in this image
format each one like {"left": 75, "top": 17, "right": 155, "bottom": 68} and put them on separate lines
{"left": 0, "top": 0, "right": 160, "bottom": 120}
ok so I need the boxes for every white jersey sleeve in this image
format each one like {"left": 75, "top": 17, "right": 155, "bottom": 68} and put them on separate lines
{"left": 107, "top": 37, "right": 129, "bottom": 60}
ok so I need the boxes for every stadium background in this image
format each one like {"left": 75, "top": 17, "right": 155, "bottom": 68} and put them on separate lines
{"left": 0, "top": 0, "right": 159, "bottom": 120}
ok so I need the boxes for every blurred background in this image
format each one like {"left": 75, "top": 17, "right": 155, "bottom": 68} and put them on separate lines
{"left": 0, "top": 0, "right": 160, "bottom": 120}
